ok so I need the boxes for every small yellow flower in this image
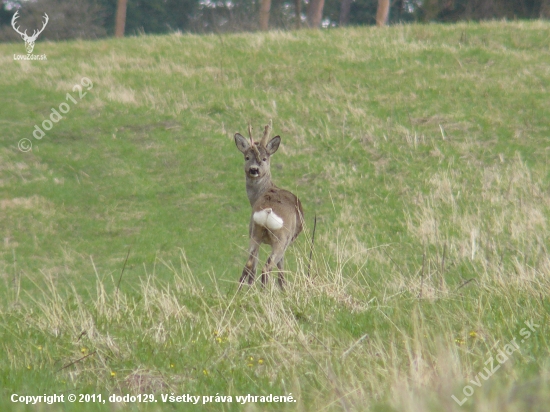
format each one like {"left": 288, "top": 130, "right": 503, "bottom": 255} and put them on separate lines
{"left": 81, "top": 347, "right": 88, "bottom": 354}
{"left": 258, "top": 359, "right": 264, "bottom": 365}
{"left": 213, "top": 330, "right": 219, "bottom": 336}
{"left": 203, "top": 369, "right": 209, "bottom": 376}
{"left": 170, "top": 363, "right": 174, "bottom": 368}
{"left": 37, "top": 345, "right": 43, "bottom": 351}
{"left": 469, "top": 331, "right": 477, "bottom": 338}
{"left": 216, "top": 337, "right": 222, "bottom": 343}
{"left": 110, "top": 371, "right": 116, "bottom": 377}
{"left": 247, "top": 363, "right": 254, "bottom": 367}
{"left": 455, "top": 338, "right": 465, "bottom": 345}
{"left": 249, "top": 356, "right": 254, "bottom": 361}
{"left": 27, "top": 365, "right": 32, "bottom": 370}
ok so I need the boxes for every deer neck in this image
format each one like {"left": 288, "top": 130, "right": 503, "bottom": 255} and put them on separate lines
{"left": 246, "top": 173, "right": 274, "bottom": 207}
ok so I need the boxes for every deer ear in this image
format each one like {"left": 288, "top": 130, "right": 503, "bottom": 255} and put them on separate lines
{"left": 265, "top": 136, "right": 280, "bottom": 155}
{"left": 234, "top": 133, "right": 250, "bottom": 153}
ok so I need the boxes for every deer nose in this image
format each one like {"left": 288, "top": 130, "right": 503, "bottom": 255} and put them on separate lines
{"left": 249, "top": 167, "right": 260, "bottom": 176}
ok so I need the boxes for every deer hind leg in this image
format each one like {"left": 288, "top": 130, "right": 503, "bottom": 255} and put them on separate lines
{"left": 276, "top": 257, "right": 285, "bottom": 289}
{"left": 239, "top": 239, "right": 260, "bottom": 287}
{"left": 261, "top": 244, "right": 285, "bottom": 287}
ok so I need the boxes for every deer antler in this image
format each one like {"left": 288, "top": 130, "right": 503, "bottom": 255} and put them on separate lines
{"left": 11, "top": 11, "right": 48, "bottom": 41}
{"left": 11, "top": 11, "right": 28, "bottom": 39}
{"left": 248, "top": 123, "right": 261, "bottom": 160}
{"left": 247, "top": 123, "right": 254, "bottom": 145}
{"left": 259, "top": 124, "right": 270, "bottom": 147}
{"left": 31, "top": 13, "right": 49, "bottom": 40}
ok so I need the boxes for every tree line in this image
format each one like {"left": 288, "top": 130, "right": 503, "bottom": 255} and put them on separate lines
{"left": 1, "top": 0, "right": 549, "bottom": 42}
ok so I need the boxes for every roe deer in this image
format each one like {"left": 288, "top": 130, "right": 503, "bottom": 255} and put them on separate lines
{"left": 234, "top": 125, "right": 303, "bottom": 288}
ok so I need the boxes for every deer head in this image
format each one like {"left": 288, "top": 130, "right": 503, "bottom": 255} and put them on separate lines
{"left": 234, "top": 125, "right": 303, "bottom": 289}
{"left": 11, "top": 11, "right": 49, "bottom": 54}
{"left": 234, "top": 125, "right": 281, "bottom": 200}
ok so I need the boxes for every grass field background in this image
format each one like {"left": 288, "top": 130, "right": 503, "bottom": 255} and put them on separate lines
{"left": 1, "top": 21, "right": 549, "bottom": 411}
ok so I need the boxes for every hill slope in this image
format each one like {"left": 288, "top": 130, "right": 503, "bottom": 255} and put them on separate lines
{"left": 0, "top": 21, "right": 549, "bottom": 411}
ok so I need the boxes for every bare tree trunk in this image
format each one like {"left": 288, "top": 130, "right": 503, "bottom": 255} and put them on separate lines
{"left": 339, "top": 0, "right": 352, "bottom": 26}
{"left": 115, "top": 0, "right": 128, "bottom": 37}
{"left": 295, "top": 0, "right": 302, "bottom": 29}
{"left": 259, "top": 0, "right": 271, "bottom": 31}
{"left": 307, "top": 0, "right": 325, "bottom": 28}
{"left": 376, "top": 0, "right": 390, "bottom": 26}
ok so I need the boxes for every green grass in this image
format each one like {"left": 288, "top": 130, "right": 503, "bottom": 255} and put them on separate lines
{"left": 1, "top": 21, "right": 550, "bottom": 411}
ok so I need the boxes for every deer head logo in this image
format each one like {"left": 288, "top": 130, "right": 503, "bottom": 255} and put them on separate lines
{"left": 11, "top": 10, "right": 49, "bottom": 54}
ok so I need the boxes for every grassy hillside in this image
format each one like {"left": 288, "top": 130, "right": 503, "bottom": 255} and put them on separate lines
{"left": 1, "top": 21, "right": 549, "bottom": 411}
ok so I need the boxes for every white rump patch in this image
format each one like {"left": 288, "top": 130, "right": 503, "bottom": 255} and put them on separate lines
{"left": 253, "top": 208, "right": 284, "bottom": 230}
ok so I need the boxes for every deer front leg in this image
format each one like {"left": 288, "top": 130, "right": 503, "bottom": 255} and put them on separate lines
{"left": 239, "top": 239, "right": 260, "bottom": 287}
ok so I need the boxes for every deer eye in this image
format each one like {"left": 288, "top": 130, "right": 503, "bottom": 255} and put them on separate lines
{"left": 245, "top": 156, "right": 250, "bottom": 160}
{"left": 262, "top": 158, "right": 267, "bottom": 162}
